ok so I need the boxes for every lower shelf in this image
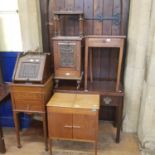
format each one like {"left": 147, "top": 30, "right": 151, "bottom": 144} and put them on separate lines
{"left": 54, "top": 80, "right": 124, "bottom": 96}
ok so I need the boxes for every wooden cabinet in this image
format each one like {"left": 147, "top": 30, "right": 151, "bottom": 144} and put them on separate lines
{"left": 53, "top": 37, "right": 82, "bottom": 80}
{"left": 48, "top": 107, "right": 98, "bottom": 141}
{"left": 52, "top": 11, "right": 84, "bottom": 89}
{"left": 10, "top": 76, "right": 53, "bottom": 150}
{"left": 47, "top": 93, "right": 99, "bottom": 155}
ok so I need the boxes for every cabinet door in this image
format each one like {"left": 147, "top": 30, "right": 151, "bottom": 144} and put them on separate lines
{"left": 48, "top": 111, "right": 72, "bottom": 139}
{"left": 53, "top": 40, "right": 81, "bottom": 78}
{"left": 73, "top": 112, "right": 98, "bottom": 141}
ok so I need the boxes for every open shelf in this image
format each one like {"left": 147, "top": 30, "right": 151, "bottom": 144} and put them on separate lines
{"left": 54, "top": 80, "right": 124, "bottom": 96}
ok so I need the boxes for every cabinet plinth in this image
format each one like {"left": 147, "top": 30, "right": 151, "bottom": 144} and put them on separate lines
{"left": 47, "top": 93, "right": 99, "bottom": 155}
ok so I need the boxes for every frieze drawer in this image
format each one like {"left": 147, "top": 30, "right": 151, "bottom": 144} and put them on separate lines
{"left": 101, "top": 96, "right": 122, "bottom": 107}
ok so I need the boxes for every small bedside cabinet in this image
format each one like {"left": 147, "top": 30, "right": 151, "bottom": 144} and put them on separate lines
{"left": 47, "top": 93, "right": 100, "bottom": 155}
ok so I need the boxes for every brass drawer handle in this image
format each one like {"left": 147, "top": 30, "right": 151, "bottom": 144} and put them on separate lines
{"left": 103, "top": 97, "right": 112, "bottom": 105}
{"left": 64, "top": 125, "right": 72, "bottom": 128}
{"left": 73, "top": 126, "right": 81, "bottom": 129}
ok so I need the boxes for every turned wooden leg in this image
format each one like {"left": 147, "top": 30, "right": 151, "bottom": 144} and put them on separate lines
{"left": 77, "top": 80, "right": 81, "bottom": 90}
{"left": 116, "top": 104, "right": 122, "bottom": 143}
{"left": 42, "top": 113, "right": 48, "bottom": 151}
{"left": 94, "top": 141, "right": 97, "bottom": 155}
{"left": 90, "top": 49, "right": 93, "bottom": 83}
{"left": 49, "top": 139, "right": 52, "bottom": 155}
{"left": 84, "top": 46, "right": 88, "bottom": 91}
{"left": 0, "top": 127, "right": 6, "bottom": 153}
{"left": 55, "top": 79, "right": 59, "bottom": 88}
{"left": 13, "top": 112, "right": 21, "bottom": 148}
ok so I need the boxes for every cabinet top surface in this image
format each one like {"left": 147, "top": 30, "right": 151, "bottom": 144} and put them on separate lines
{"left": 47, "top": 93, "right": 100, "bottom": 109}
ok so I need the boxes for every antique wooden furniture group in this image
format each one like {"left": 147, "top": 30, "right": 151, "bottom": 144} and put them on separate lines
{"left": 9, "top": 0, "right": 130, "bottom": 154}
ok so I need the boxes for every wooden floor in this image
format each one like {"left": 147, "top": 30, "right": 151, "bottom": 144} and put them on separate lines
{"left": 2, "top": 121, "right": 140, "bottom": 155}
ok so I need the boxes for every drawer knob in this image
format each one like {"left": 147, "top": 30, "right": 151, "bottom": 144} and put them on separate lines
{"left": 103, "top": 97, "right": 112, "bottom": 105}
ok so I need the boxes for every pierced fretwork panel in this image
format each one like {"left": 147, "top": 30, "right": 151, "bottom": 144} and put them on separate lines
{"left": 59, "top": 42, "right": 76, "bottom": 68}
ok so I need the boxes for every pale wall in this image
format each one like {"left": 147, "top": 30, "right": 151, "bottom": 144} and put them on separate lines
{"left": 18, "top": 0, "right": 42, "bottom": 52}
{"left": 0, "top": 0, "right": 42, "bottom": 52}
{"left": 124, "top": 0, "right": 155, "bottom": 154}
{"left": 0, "top": 0, "right": 22, "bottom": 51}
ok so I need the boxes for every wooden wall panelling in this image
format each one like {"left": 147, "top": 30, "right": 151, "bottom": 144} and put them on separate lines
{"left": 103, "top": 0, "right": 113, "bottom": 35}
{"left": 84, "top": 0, "right": 94, "bottom": 35}
{"left": 48, "top": 0, "right": 54, "bottom": 39}
{"left": 39, "top": 0, "right": 50, "bottom": 52}
{"left": 110, "top": 0, "right": 121, "bottom": 81}
{"left": 55, "top": 0, "right": 65, "bottom": 35}
{"left": 112, "top": 0, "right": 121, "bottom": 35}
{"left": 74, "top": 0, "right": 84, "bottom": 35}
{"left": 93, "top": 0, "right": 103, "bottom": 35}
{"left": 121, "top": 0, "right": 130, "bottom": 35}
{"left": 65, "top": 0, "right": 75, "bottom": 36}
{"left": 101, "top": 0, "right": 113, "bottom": 80}
{"left": 93, "top": 0, "right": 103, "bottom": 80}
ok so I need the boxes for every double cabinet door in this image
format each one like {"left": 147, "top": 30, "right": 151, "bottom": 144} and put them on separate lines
{"left": 48, "top": 108, "right": 98, "bottom": 141}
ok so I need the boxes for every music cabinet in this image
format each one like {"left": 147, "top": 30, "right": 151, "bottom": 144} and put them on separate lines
{"left": 10, "top": 76, "right": 53, "bottom": 151}
{"left": 10, "top": 52, "right": 53, "bottom": 150}
{"left": 52, "top": 11, "right": 84, "bottom": 89}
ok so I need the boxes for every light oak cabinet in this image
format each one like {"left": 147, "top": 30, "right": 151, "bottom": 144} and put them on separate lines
{"left": 47, "top": 93, "right": 99, "bottom": 155}
{"left": 48, "top": 107, "right": 98, "bottom": 141}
